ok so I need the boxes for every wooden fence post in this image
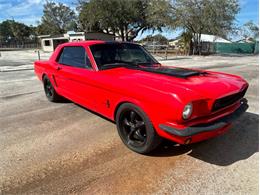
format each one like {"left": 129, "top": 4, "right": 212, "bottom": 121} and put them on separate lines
{"left": 35, "top": 50, "right": 41, "bottom": 60}
{"left": 165, "top": 46, "right": 168, "bottom": 60}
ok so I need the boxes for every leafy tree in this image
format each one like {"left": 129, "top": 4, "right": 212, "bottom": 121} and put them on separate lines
{"left": 140, "top": 34, "right": 169, "bottom": 45}
{"left": 170, "top": 0, "right": 239, "bottom": 54}
{"left": 240, "top": 20, "right": 259, "bottom": 40}
{"left": 0, "top": 20, "right": 14, "bottom": 41}
{"left": 0, "top": 20, "right": 31, "bottom": 43}
{"left": 37, "top": 1, "right": 77, "bottom": 35}
{"left": 10, "top": 22, "right": 31, "bottom": 42}
{"left": 78, "top": 0, "right": 172, "bottom": 41}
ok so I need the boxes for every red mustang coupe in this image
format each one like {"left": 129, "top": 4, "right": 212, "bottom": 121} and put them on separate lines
{"left": 34, "top": 41, "right": 248, "bottom": 154}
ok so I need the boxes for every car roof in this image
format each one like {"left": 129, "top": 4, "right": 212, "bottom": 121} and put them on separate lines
{"left": 60, "top": 40, "right": 138, "bottom": 47}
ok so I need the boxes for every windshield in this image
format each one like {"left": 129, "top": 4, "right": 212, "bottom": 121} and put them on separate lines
{"left": 89, "top": 43, "right": 159, "bottom": 70}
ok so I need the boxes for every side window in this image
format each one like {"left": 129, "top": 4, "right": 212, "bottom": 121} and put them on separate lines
{"left": 58, "top": 46, "right": 92, "bottom": 69}
{"left": 44, "top": 40, "right": 51, "bottom": 46}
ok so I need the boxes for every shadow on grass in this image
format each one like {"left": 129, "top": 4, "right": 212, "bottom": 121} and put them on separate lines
{"left": 150, "top": 112, "right": 259, "bottom": 166}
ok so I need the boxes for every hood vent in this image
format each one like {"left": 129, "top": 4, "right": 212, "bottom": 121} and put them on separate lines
{"left": 127, "top": 66, "right": 206, "bottom": 78}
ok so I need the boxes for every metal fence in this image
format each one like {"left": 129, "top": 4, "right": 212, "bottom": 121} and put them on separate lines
{"left": 0, "top": 40, "right": 40, "bottom": 49}
{"left": 143, "top": 42, "right": 259, "bottom": 59}
{"left": 214, "top": 42, "right": 258, "bottom": 54}
{"left": 143, "top": 44, "right": 189, "bottom": 60}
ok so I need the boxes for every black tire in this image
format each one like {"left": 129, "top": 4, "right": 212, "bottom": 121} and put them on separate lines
{"left": 116, "top": 103, "right": 162, "bottom": 154}
{"left": 43, "top": 76, "right": 62, "bottom": 102}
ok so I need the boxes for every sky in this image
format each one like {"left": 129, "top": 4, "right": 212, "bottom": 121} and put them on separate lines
{"left": 0, "top": 0, "right": 258, "bottom": 40}
{"left": 0, "top": 0, "right": 77, "bottom": 24}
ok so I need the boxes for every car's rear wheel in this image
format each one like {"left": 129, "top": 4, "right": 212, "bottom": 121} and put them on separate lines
{"left": 43, "top": 76, "right": 62, "bottom": 102}
{"left": 116, "top": 103, "right": 162, "bottom": 154}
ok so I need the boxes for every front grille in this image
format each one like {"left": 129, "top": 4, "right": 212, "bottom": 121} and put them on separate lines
{"left": 212, "top": 86, "right": 248, "bottom": 112}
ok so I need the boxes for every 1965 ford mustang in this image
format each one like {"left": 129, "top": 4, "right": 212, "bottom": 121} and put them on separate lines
{"left": 34, "top": 41, "right": 249, "bottom": 154}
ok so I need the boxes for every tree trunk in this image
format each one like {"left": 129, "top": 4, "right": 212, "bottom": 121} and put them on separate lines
{"left": 192, "top": 33, "right": 196, "bottom": 55}
{"left": 189, "top": 40, "right": 193, "bottom": 55}
{"left": 120, "top": 28, "right": 125, "bottom": 41}
{"left": 198, "top": 33, "right": 202, "bottom": 55}
{"left": 125, "top": 25, "right": 129, "bottom": 41}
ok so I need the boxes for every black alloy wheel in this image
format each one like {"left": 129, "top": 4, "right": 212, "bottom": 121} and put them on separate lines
{"left": 44, "top": 78, "right": 54, "bottom": 98}
{"left": 43, "top": 76, "right": 61, "bottom": 102}
{"left": 120, "top": 110, "right": 147, "bottom": 147}
{"left": 116, "top": 103, "right": 162, "bottom": 154}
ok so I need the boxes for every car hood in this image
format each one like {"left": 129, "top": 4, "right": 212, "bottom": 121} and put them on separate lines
{"left": 103, "top": 66, "right": 248, "bottom": 102}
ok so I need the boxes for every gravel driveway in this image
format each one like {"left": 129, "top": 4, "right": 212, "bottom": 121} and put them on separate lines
{"left": 0, "top": 50, "right": 258, "bottom": 194}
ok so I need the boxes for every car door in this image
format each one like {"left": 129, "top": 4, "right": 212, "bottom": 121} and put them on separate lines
{"left": 54, "top": 46, "right": 98, "bottom": 110}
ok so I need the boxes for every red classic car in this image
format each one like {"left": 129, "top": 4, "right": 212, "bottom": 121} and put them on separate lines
{"left": 34, "top": 41, "right": 248, "bottom": 154}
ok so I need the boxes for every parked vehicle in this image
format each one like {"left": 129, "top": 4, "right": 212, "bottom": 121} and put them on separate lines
{"left": 34, "top": 41, "right": 249, "bottom": 154}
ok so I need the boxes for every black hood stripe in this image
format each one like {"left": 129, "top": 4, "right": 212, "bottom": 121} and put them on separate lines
{"left": 127, "top": 66, "right": 206, "bottom": 78}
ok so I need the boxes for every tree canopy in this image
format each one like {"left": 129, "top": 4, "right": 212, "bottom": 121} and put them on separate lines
{"left": 0, "top": 20, "right": 32, "bottom": 42}
{"left": 78, "top": 0, "right": 172, "bottom": 41}
{"left": 239, "top": 20, "right": 259, "bottom": 40}
{"left": 0, "top": 0, "right": 252, "bottom": 54}
{"left": 170, "top": 0, "right": 240, "bottom": 54}
{"left": 139, "top": 34, "right": 169, "bottom": 45}
{"left": 37, "top": 1, "right": 77, "bottom": 35}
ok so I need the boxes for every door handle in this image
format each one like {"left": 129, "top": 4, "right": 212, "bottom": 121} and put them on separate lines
{"left": 56, "top": 66, "right": 62, "bottom": 70}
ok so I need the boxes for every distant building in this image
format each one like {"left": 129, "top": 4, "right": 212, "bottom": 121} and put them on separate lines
{"left": 168, "top": 34, "right": 232, "bottom": 54}
{"left": 198, "top": 34, "right": 231, "bottom": 54}
{"left": 169, "top": 34, "right": 231, "bottom": 48}
{"left": 235, "top": 37, "right": 256, "bottom": 43}
{"left": 38, "top": 31, "right": 115, "bottom": 52}
{"left": 197, "top": 34, "right": 231, "bottom": 43}
{"left": 38, "top": 34, "right": 69, "bottom": 52}
{"left": 168, "top": 39, "right": 179, "bottom": 47}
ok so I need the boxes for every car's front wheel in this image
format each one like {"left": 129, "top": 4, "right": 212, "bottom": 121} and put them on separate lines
{"left": 116, "top": 103, "right": 162, "bottom": 154}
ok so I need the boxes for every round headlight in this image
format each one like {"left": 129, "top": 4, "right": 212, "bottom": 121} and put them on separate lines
{"left": 182, "top": 103, "right": 193, "bottom": 120}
